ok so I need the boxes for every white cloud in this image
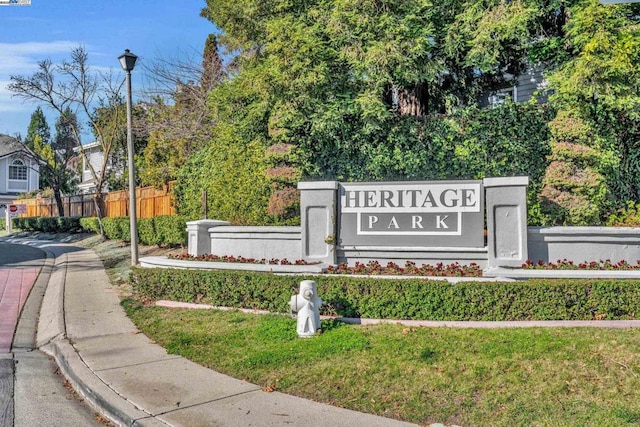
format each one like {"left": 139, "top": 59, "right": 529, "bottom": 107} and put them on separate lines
{"left": 0, "top": 41, "right": 123, "bottom": 137}
{"left": 0, "top": 80, "right": 31, "bottom": 112}
{"left": 0, "top": 40, "right": 78, "bottom": 73}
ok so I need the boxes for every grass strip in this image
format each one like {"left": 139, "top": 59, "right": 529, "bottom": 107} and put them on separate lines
{"left": 122, "top": 299, "right": 640, "bottom": 427}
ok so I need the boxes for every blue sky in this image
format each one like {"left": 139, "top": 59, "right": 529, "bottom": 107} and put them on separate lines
{"left": 0, "top": 0, "right": 215, "bottom": 140}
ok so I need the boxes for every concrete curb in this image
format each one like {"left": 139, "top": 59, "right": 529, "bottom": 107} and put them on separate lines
{"left": 484, "top": 266, "right": 640, "bottom": 279}
{"left": 40, "top": 339, "right": 157, "bottom": 427}
{"left": 36, "top": 252, "right": 67, "bottom": 348}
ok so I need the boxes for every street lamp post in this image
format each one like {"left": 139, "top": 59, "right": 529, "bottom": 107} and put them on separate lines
{"left": 118, "top": 49, "right": 138, "bottom": 266}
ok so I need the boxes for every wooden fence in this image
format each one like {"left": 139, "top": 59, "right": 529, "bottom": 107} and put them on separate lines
{"left": 14, "top": 183, "right": 176, "bottom": 219}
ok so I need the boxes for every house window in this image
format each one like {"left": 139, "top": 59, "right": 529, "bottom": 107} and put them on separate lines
{"left": 9, "top": 159, "right": 27, "bottom": 181}
{"left": 489, "top": 86, "right": 518, "bottom": 107}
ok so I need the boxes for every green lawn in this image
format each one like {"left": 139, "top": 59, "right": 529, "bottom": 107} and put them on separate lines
{"left": 123, "top": 299, "right": 640, "bottom": 427}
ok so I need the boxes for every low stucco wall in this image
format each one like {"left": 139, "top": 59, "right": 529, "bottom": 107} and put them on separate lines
{"left": 208, "top": 226, "right": 302, "bottom": 261}
{"left": 188, "top": 223, "right": 640, "bottom": 268}
{"left": 528, "top": 226, "right": 640, "bottom": 264}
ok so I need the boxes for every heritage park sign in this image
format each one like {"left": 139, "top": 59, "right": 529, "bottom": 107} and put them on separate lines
{"left": 338, "top": 180, "right": 484, "bottom": 248}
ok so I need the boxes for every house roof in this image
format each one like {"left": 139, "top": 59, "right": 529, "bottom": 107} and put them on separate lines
{"left": 0, "top": 134, "right": 29, "bottom": 159}
{"left": 73, "top": 141, "right": 101, "bottom": 153}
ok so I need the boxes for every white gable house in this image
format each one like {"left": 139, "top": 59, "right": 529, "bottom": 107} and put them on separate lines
{"left": 74, "top": 141, "right": 124, "bottom": 194}
{"left": 0, "top": 134, "right": 40, "bottom": 218}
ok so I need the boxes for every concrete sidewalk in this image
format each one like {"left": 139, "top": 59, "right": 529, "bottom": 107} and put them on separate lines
{"left": 29, "top": 241, "right": 418, "bottom": 427}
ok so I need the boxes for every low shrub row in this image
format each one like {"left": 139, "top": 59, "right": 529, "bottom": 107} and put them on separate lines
{"left": 13, "top": 215, "right": 187, "bottom": 247}
{"left": 88, "top": 215, "right": 187, "bottom": 247}
{"left": 12, "top": 216, "right": 82, "bottom": 232}
{"left": 79, "top": 217, "right": 101, "bottom": 233}
{"left": 130, "top": 268, "right": 640, "bottom": 321}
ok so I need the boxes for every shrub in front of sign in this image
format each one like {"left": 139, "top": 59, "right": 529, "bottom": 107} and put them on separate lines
{"left": 130, "top": 267, "right": 640, "bottom": 321}
{"left": 154, "top": 215, "right": 187, "bottom": 247}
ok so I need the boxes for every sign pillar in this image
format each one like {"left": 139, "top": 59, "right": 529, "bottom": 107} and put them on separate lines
{"left": 484, "top": 176, "right": 529, "bottom": 268}
{"left": 298, "top": 181, "right": 338, "bottom": 265}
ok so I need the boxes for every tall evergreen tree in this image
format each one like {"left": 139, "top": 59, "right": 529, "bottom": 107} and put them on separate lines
{"left": 30, "top": 107, "right": 80, "bottom": 216}
{"left": 24, "top": 107, "right": 51, "bottom": 151}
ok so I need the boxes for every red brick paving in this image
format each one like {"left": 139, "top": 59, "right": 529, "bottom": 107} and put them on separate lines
{"left": 0, "top": 268, "right": 39, "bottom": 353}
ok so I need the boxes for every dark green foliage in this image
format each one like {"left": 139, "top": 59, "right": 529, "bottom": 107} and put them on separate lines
{"left": 138, "top": 217, "right": 160, "bottom": 246}
{"left": 130, "top": 268, "right": 640, "bottom": 321}
{"left": 55, "top": 216, "right": 81, "bottom": 232}
{"left": 12, "top": 216, "right": 81, "bottom": 233}
{"left": 303, "top": 102, "right": 553, "bottom": 182}
{"left": 102, "top": 217, "right": 131, "bottom": 242}
{"left": 80, "top": 217, "right": 100, "bottom": 233}
{"left": 137, "top": 216, "right": 187, "bottom": 247}
{"left": 99, "top": 216, "right": 185, "bottom": 246}
{"left": 36, "top": 217, "right": 59, "bottom": 232}
{"left": 12, "top": 217, "right": 40, "bottom": 231}
{"left": 154, "top": 215, "right": 187, "bottom": 247}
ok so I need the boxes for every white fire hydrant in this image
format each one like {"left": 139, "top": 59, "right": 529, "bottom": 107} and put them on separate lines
{"left": 289, "top": 280, "right": 323, "bottom": 338}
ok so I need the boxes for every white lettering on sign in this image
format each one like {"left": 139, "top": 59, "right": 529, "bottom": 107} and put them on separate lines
{"left": 356, "top": 213, "right": 463, "bottom": 236}
{"left": 436, "top": 215, "right": 449, "bottom": 229}
{"left": 341, "top": 182, "right": 482, "bottom": 237}
{"left": 341, "top": 183, "right": 481, "bottom": 213}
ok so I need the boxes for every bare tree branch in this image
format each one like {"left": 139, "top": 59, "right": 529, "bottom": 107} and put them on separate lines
{"left": 8, "top": 45, "right": 127, "bottom": 230}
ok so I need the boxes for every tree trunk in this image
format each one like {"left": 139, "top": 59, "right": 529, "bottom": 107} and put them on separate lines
{"left": 385, "top": 84, "right": 429, "bottom": 117}
{"left": 93, "top": 193, "right": 107, "bottom": 241}
{"left": 54, "top": 190, "right": 65, "bottom": 217}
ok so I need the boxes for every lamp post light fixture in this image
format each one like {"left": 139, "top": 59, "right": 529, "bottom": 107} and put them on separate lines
{"left": 118, "top": 49, "right": 139, "bottom": 266}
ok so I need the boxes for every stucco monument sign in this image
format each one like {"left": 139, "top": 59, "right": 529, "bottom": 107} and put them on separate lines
{"left": 339, "top": 180, "right": 484, "bottom": 248}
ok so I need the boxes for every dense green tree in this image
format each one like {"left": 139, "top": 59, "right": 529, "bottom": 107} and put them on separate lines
{"left": 22, "top": 108, "right": 79, "bottom": 216}
{"left": 24, "top": 107, "right": 51, "bottom": 152}
{"left": 546, "top": 0, "right": 640, "bottom": 204}
{"left": 176, "top": 0, "right": 639, "bottom": 225}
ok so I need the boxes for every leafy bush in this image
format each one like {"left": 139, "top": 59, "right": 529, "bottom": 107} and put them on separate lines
{"left": 56, "top": 216, "right": 81, "bottom": 232}
{"left": 102, "top": 217, "right": 131, "bottom": 242}
{"left": 138, "top": 217, "right": 160, "bottom": 246}
{"left": 80, "top": 217, "right": 100, "bottom": 233}
{"left": 100, "top": 215, "right": 185, "bottom": 246}
{"left": 37, "top": 217, "right": 59, "bottom": 232}
{"left": 154, "top": 215, "right": 187, "bottom": 247}
{"left": 175, "top": 101, "right": 554, "bottom": 226}
{"left": 10, "top": 216, "right": 81, "bottom": 233}
{"left": 130, "top": 268, "right": 640, "bottom": 321}
{"left": 13, "top": 217, "right": 39, "bottom": 231}
{"left": 606, "top": 201, "right": 640, "bottom": 227}
{"left": 538, "top": 112, "right": 613, "bottom": 225}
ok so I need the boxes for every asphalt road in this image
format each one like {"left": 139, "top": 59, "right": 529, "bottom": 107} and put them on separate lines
{"left": 0, "top": 241, "right": 101, "bottom": 427}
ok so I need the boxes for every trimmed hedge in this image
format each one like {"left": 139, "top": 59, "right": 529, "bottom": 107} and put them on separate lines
{"left": 138, "top": 217, "right": 160, "bottom": 246}
{"left": 80, "top": 217, "right": 100, "bottom": 233}
{"left": 154, "top": 215, "right": 187, "bottom": 247}
{"left": 130, "top": 268, "right": 640, "bottom": 321}
{"left": 102, "top": 217, "right": 131, "bottom": 242}
{"left": 84, "top": 215, "right": 186, "bottom": 247}
{"left": 12, "top": 216, "right": 82, "bottom": 232}
{"left": 10, "top": 214, "right": 186, "bottom": 247}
